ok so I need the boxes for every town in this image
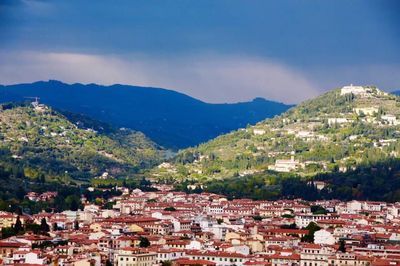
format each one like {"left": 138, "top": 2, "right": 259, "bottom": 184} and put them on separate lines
{"left": 1, "top": 187, "right": 400, "bottom": 266}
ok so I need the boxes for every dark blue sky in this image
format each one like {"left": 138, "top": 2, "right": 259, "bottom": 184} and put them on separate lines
{"left": 0, "top": 0, "right": 399, "bottom": 103}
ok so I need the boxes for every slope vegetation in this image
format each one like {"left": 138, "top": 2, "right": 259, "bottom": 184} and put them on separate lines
{"left": 155, "top": 85, "right": 400, "bottom": 182}
{"left": 0, "top": 102, "right": 162, "bottom": 182}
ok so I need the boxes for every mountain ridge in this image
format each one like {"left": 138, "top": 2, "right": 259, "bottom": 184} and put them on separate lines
{"left": 0, "top": 80, "right": 292, "bottom": 149}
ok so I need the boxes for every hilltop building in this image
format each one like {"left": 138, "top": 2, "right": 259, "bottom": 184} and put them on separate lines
{"left": 340, "top": 84, "right": 368, "bottom": 96}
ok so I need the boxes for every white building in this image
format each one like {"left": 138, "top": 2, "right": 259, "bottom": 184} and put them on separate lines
{"left": 8, "top": 250, "right": 47, "bottom": 265}
{"left": 340, "top": 85, "right": 367, "bottom": 96}
{"left": 295, "top": 214, "right": 338, "bottom": 228}
{"left": 328, "top": 118, "right": 349, "bottom": 126}
{"left": 268, "top": 157, "right": 301, "bottom": 172}
{"left": 346, "top": 200, "right": 362, "bottom": 213}
{"left": 381, "top": 114, "right": 398, "bottom": 125}
{"left": 253, "top": 129, "right": 266, "bottom": 135}
{"left": 314, "top": 229, "right": 335, "bottom": 245}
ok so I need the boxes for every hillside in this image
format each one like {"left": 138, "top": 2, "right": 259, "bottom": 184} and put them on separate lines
{"left": 0, "top": 102, "right": 162, "bottom": 183}
{"left": 153, "top": 85, "right": 400, "bottom": 186}
{"left": 0, "top": 80, "right": 292, "bottom": 149}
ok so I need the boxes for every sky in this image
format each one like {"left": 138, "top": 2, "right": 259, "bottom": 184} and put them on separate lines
{"left": 0, "top": 0, "right": 399, "bottom": 104}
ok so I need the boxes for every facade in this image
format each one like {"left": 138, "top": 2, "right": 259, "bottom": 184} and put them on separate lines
{"left": 115, "top": 248, "right": 157, "bottom": 266}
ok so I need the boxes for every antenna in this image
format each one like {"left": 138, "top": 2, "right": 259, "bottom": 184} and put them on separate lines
{"left": 24, "top": 97, "right": 40, "bottom": 105}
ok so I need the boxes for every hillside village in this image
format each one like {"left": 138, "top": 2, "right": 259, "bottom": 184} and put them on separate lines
{"left": 154, "top": 85, "right": 400, "bottom": 181}
{"left": 0, "top": 102, "right": 162, "bottom": 181}
{"left": 2, "top": 187, "right": 400, "bottom": 265}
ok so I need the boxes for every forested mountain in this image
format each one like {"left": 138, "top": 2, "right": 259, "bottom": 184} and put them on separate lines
{"left": 0, "top": 80, "right": 291, "bottom": 149}
{"left": 0, "top": 102, "right": 162, "bottom": 183}
{"left": 154, "top": 86, "right": 400, "bottom": 201}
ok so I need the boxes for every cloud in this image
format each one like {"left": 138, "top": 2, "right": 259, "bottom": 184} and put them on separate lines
{"left": 0, "top": 51, "right": 320, "bottom": 104}
{"left": 305, "top": 64, "right": 400, "bottom": 93}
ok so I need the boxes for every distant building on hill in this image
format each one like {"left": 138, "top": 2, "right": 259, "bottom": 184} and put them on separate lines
{"left": 253, "top": 129, "right": 266, "bottom": 135}
{"left": 268, "top": 156, "right": 301, "bottom": 172}
{"left": 340, "top": 84, "right": 368, "bottom": 96}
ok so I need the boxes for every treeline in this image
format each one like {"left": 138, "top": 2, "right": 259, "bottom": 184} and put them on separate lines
{"left": 183, "top": 158, "right": 400, "bottom": 202}
{"left": 0, "top": 151, "right": 126, "bottom": 214}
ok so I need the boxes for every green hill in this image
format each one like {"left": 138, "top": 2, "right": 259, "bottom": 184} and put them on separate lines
{"left": 152, "top": 86, "right": 400, "bottom": 201}
{"left": 0, "top": 102, "right": 163, "bottom": 183}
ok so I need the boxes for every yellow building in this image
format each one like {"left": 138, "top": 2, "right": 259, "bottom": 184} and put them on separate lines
{"left": 89, "top": 223, "right": 102, "bottom": 232}
{"left": 115, "top": 248, "right": 157, "bottom": 266}
{"left": 128, "top": 224, "right": 144, "bottom": 233}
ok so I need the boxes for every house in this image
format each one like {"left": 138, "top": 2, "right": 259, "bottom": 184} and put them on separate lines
{"left": 0, "top": 241, "right": 27, "bottom": 259}
{"left": 7, "top": 250, "right": 47, "bottom": 265}
{"left": 328, "top": 118, "right": 349, "bottom": 126}
{"left": 295, "top": 214, "right": 338, "bottom": 228}
{"left": 268, "top": 157, "right": 301, "bottom": 173}
{"left": 381, "top": 114, "right": 398, "bottom": 125}
{"left": 153, "top": 248, "right": 185, "bottom": 263}
{"left": 253, "top": 129, "right": 266, "bottom": 135}
{"left": 300, "top": 244, "right": 333, "bottom": 266}
{"left": 270, "top": 251, "right": 300, "bottom": 266}
{"left": 185, "top": 250, "right": 250, "bottom": 266}
{"left": 175, "top": 258, "right": 216, "bottom": 266}
{"left": 328, "top": 253, "right": 371, "bottom": 266}
{"left": 314, "top": 229, "right": 335, "bottom": 245}
{"left": 114, "top": 248, "right": 157, "bottom": 266}
{"left": 0, "top": 213, "right": 18, "bottom": 229}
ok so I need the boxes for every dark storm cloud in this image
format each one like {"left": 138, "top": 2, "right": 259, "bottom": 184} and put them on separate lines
{"left": 0, "top": 0, "right": 399, "bottom": 103}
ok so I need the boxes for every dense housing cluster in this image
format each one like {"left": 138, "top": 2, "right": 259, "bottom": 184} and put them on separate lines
{"left": 1, "top": 188, "right": 400, "bottom": 265}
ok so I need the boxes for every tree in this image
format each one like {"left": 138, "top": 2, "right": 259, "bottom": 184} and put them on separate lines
{"left": 252, "top": 215, "right": 263, "bottom": 221}
{"left": 280, "top": 223, "right": 297, "bottom": 229}
{"left": 105, "top": 260, "right": 113, "bottom": 266}
{"left": 52, "top": 222, "right": 59, "bottom": 231}
{"left": 192, "top": 185, "right": 203, "bottom": 194}
{"left": 1, "top": 227, "right": 18, "bottom": 239}
{"left": 338, "top": 239, "right": 346, "bottom": 252}
{"left": 36, "top": 174, "right": 45, "bottom": 184}
{"left": 139, "top": 236, "right": 150, "bottom": 248}
{"left": 161, "top": 261, "right": 172, "bottom": 266}
{"left": 16, "top": 187, "right": 25, "bottom": 200}
{"left": 74, "top": 220, "right": 79, "bottom": 230}
{"left": 139, "top": 177, "right": 151, "bottom": 189}
{"left": 40, "top": 218, "right": 50, "bottom": 232}
{"left": 302, "top": 222, "right": 321, "bottom": 243}
{"left": 65, "top": 195, "right": 80, "bottom": 211}
{"left": 311, "top": 205, "right": 328, "bottom": 215}
{"left": 164, "top": 207, "right": 176, "bottom": 212}
{"left": 14, "top": 216, "right": 23, "bottom": 233}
